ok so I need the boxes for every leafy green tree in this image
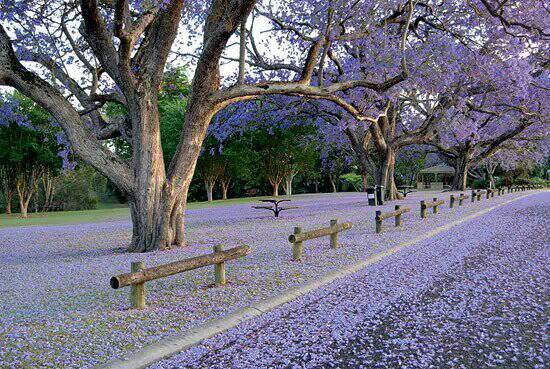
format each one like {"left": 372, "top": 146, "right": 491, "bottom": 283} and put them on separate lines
{"left": 0, "top": 94, "right": 63, "bottom": 217}
{"left": 245, "top": 125, "right": 318, "bottom": 196}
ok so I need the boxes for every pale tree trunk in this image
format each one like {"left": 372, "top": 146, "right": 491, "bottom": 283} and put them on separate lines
{"left": 205, "top": 181, "right": 215, "bottom": 202}
{"left": 485, "top": 164, "right": 497, "bottom": 189}
{"left": 282, "top": 172, "right": 296, "bottom": 196}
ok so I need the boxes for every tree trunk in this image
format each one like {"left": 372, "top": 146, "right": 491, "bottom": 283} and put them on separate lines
{"left": 452, "top": 153, "right": 470, "bottom": 191}
{"left": 283, "top": 174, "right": 294, "bottom": 196}
{"left": 16, "top": 186, "right": 33, "bottom": 218}
{"left": 41, "top": 173, "right": 54, "bottom": 211}
{"left": 126, "top": 90, "right": 183, "bottom": 253}
{"left": 221, "top": 180, "right": 229, "bottom": 200}
{"left": 361, "top": 173, "right": 367, "bottom": 192}
{"left": 486, "top": 166, "right": 496, "bottom": 189}
{"left": 329, "top": 175, "right": 337, "bottom": 193}
{"left": 19, "top": 197, "right": 28, "bottom": 218}
{"left": 205, "top": 181, "right": 215, "bottom": 202}
{"left": 4, "top": 189, "right": 12, "bottom": 215}
{"left": 377, "top": 148, "right": 403, "bottom": 201}
{"left": 273, "top": 183, "right": 279, "bottom": 197}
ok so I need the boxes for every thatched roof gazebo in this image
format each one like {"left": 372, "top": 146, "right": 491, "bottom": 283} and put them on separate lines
{"left": 417, "top": 165, "right": 455, "bottom": 190}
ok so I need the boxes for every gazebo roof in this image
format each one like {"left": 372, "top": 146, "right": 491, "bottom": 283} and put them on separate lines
{"left": 419, "top": 164, "right": 455, "bottom": 174}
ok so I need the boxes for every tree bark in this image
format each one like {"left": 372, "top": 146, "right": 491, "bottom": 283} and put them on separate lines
{"left": 41, "top": 172, "right": 54, "bottom": 211}
{"left": 361, "top": 173, "right": 367, "bottom": 192}
{"left": 452, "top": 152, "right": 470, "bottom": 191}
{"left": 271, "top": 180, "right": 280, "bottom": 196}
{"left": 329, "top": 175, "right": 337, "bottom": 193}
{"left": 272, "top": 183, "right": 279, "bottom": 197}
{"left": 485, "top": 164, "right": 496, "bottom": 189}
{"left": 126, "top": 90, "right": 183, "bottom": 252}
{"left": 283, "top": 173, "right": 295, "bottom": 196}
{"left": 16, "top": 183, "right": 33, "bottom": 218}
{"left": 205, "top": 181, "right": 215, "bottom": 202}
{"left": 220, "top": 180, "right": 230, "bottom": 200}
{"left": 18, "top": 196, "right": 28, "bottom": 218}
{"left": 4, "top": 189, "right": 13, "bottom": 215}
{"left": 376, "top": 148, "right": 403, "bottom": 201}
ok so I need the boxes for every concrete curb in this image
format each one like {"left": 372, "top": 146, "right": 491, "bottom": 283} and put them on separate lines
{"left": 97, "top": 193, "right": 535, "bottom": 369}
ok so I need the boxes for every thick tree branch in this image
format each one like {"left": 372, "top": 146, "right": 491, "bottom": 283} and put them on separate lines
{"left": 0, "top": 25, "right": 133, "bottom": 194}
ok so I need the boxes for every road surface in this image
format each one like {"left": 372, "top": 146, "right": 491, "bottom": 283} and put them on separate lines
{"left": 151, "top": 192, "right": 549, "bottom": 369}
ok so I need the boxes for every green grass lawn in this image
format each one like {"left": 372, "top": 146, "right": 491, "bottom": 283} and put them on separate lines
{"left": 0, "top": 195, "right": 274, "bottom": 228}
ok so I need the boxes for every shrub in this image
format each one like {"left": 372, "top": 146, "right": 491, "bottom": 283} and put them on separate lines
{"left": 340, "top": 173, "right": 363, "bottom": 192}
{"left": 54, "top": 166, "right": 107, "bottom": 210}
{"left": 472, "top": 178, "right": 488, "bottom": 189}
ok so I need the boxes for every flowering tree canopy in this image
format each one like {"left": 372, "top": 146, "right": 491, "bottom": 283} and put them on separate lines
{"left": 0, "top": 0, "right": 547, "bottom": 250}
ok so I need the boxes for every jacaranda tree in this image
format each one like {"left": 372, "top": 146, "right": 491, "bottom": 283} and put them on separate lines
{"left": 0, "top": 0, "right": 547, "bottom": 250}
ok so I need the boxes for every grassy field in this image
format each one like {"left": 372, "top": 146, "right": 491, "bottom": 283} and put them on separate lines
{"left": 0, "top": 196, "right": 273, "bottom": 228}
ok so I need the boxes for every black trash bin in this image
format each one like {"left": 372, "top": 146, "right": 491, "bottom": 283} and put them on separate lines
{"left": 366, "top": 187, "right": 377, "bottom": 206}
{"left": 375, "top": 185, "right": 385, "bottom": 205}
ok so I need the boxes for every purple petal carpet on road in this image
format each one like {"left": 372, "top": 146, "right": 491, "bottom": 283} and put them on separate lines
{"left": 151, "top": 192, "right": 549, "bottom": 369}
{"left": 0, "top": 191, "right": 547, "bottom": 368}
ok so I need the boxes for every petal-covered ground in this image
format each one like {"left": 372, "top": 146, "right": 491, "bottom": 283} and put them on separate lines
{"left": 151, "top": 192, "right": 550, "bottom": 369}
{"left": 0, "top": 190, "right": 546, "bottom": 368}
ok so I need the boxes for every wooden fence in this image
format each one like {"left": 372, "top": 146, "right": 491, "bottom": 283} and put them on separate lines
{"left": 110, "top": 245, "right": 251, "bottom": 309}
{"left": 375, "top": 205, "right": 411, "bottom": 233}
{"left": 420, "top": 198, "right": 444, "bottom": 218}
{"left": 289, "top": 219, "right": 353, "bottom": 261}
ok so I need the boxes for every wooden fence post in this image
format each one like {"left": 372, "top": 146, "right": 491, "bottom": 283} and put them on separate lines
{"left": 130, "top": 261, "right": 146, "bottom": 309}
{"left": 292, "top": 227, "right": 303, "bottom": 261}
{"left": 459, "top": 194, "right": 464, "bottom": 206}
{"left": 471, "top": 190, "right": 476, "bottom": 202}
{"left": 395, "top": 205, "right": 402, "bottom": 227}
{"left": 330, "top": 219, "right": 339, "bottom": 248}
{"left": 486, "top": 190, "right": 490, "bottom": 199}
{"left": 433, "top": 197, "right": 439, "bottom": 214}
{"left": 420, "top": 200, "right": 427, "bottom": 218}
{"left": 375, "top": 211, "right": 382, "bottom": 234}
{"left": 450, "top": 195, "right": 455, "bottom": 208}
{"left": 213, "top": 245, "right": 226, "bottom": 285}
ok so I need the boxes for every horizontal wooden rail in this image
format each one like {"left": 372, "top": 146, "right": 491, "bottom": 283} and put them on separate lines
{"left": 110, "top": 245, "right": 251, "bottom": 309}
{"left": 375, "top": 205, "right": 410, "bottom": 233}
{"left": 476, "top": 190, "right": 485, "bottom": 201}
{"left": 420, "top": 198, "right": 444, "bottom": 218}
{"left": 289, "top": 219, "right": 353, "bottom": 261}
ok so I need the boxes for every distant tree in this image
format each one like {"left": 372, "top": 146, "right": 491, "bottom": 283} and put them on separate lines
{"left": 196, "top": 147, "right": 222, "bottom": 202}
{"left": 0, "top": 93, "right": 63, "bottom": 217}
